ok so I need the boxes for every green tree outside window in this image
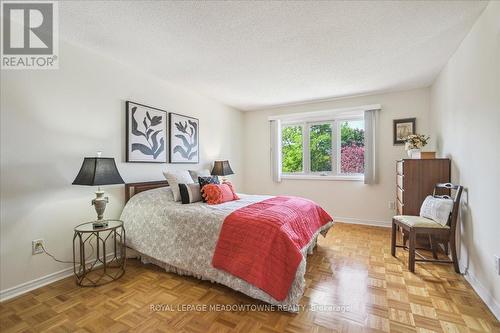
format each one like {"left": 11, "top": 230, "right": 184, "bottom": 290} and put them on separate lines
{"left": 310, "top": 124, "right": 332, "bottom": 172}
{"left": 281, "top": 126, "right": 303, "bottom": 173}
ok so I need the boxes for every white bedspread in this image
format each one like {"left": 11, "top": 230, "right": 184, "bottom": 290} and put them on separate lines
{"left": 120, "top": 187, "right": 332, "bottom": 309}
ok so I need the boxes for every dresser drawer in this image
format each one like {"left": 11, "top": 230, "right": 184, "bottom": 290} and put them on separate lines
{"left": 397, "top": 186, "right": 403, "bottom": 203}
{"left": 397, "top": 199, "right": 404, "bottom": 215}
{"left": 396, "top": 161, "right": 403, "bottom": 175}
{"left": 397, "top": 174, "right": 404, "bottom": 189}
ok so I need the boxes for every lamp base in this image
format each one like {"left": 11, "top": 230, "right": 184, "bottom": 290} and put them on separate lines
{"left": 92, "top": 189, "right": 109, "bottom": 221}
{"left": 92, "top": 220, "right": 109, "bottom": 228}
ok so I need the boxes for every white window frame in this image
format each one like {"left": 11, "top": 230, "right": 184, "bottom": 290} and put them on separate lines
{"left": 280, "top": 116, "right": 365, "bottom": 181}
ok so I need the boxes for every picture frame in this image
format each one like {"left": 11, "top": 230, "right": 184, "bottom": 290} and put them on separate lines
{"left": 126, "top": 101, "right": 168, "bottom": 163}
{"left": 169, "top": 113, "right": 199, "bottom": 164}
{"left": 393, "top": 118, "right": 416, "bottom": 145}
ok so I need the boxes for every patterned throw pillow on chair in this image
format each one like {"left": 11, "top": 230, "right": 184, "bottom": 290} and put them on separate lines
{"left": 419, "top": 195, "right": 454, "bottom": 226}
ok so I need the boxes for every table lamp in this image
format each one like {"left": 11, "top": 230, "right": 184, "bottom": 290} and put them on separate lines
{"left": 211, "top": 160, "right": 234, "bottom": 182}
{"left": 72, "top": 153, "right": 124, "bottom": 228}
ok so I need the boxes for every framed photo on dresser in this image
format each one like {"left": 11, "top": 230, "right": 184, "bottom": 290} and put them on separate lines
{"left": 126, "top": 101, "right": 167, "bottom": 163}
{"left": 169, "top": 113, "right": 199, "bottom": 164}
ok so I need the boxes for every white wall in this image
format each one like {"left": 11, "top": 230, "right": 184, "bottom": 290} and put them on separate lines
{"left": 0, "top": 40, "right": 243, "bottom": 292}
{"left": 241, "top": 88, "right": 431, "bottom": 225}
{"left": 430, "top": 1, "right": 500, "bottom": 318}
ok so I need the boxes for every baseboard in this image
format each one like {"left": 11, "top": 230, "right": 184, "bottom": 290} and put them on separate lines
{"left": 0, "top": 253, "right": 117, "bottom": 302}
{"left": 0, "top": 266, "right": 74, "bottom": 302}
{"left": 335, "top": 216, "right": 391, "bottom": 228}
{"left": 460, "top": 263, "right": 500, "bottom": 320}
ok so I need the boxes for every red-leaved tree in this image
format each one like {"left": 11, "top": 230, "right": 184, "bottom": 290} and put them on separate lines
{"left": 341, "top": 144, "right": 365, "bottom": 174}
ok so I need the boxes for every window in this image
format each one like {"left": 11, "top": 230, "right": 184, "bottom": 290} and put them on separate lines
{"left": 271, "top": 104, "right": 378, "bottom": 182}
{"left": 281, "top": 118, "right": 365, "bottom": 179}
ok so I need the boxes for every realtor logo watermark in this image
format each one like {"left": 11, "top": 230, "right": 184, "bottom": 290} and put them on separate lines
{"left": 1, "top": 1, "right": 58, "bottom": 69}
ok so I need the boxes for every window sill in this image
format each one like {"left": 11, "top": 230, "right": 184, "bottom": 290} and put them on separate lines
{"left": 281, "top": 174, "right": 364, "bottom": 181}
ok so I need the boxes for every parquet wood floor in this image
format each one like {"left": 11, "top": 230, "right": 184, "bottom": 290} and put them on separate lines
{"left": 1, "top": 223, "right": 499, "bottom": 332}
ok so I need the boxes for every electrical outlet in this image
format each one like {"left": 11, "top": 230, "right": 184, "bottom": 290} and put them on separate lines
{"left": 388, "top": 201, "right": 396, "bottom": 210}
{"left": 32, "top": 239, "right": 44, "bottom": 255}
{"left": 496, "top": 255, "right": 500, "bottom": 276}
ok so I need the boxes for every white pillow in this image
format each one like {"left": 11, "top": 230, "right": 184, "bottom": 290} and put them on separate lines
{"left": 420, "top": 195, "right": 454, "bottom": 226}
{"left": 161, "top": 186, "right": 175, "bottom": 201}
{"left": 188, "top": 169, "right": 211, "bottom": 182}
{"left": 163, "top": 170, "right": 194, "bottom": 201}
{"left": 178, "top": 183, "right": 202, "bottom": 204}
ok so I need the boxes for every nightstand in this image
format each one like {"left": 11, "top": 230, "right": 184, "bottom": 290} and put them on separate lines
{"left": 72, "top": 219, "right": 126, "bottom": 286}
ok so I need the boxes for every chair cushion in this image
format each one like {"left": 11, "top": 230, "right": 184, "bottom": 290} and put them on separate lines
{"left": 393, "top": 215, "right": 449, "bottom": 229}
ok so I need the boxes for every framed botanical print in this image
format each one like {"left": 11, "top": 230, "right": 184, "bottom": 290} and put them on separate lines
{"left": 169, "top": 113, "right": 199, "bottom": 164}
{"left": 126, "top": 101, "right": 167, "bottom": 163}
{"left": 393, "top": 118, "right": 416, "bottom": 145}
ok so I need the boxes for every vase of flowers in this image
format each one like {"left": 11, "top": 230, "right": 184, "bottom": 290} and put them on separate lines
{"left": 404, "top": 134, "right": 429, "bottom": 159}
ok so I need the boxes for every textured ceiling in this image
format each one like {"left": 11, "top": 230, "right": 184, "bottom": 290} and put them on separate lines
{"left": 59, "top": 1, "right": 487, "bottom": 111}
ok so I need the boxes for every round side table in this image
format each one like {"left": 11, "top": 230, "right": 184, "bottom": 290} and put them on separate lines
{"left": 72, "top": 219, "right": 126, "bottom": 287}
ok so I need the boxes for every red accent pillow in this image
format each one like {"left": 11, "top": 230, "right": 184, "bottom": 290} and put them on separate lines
{"left": 202, "top": 182, "right": 239, "bottom": 205}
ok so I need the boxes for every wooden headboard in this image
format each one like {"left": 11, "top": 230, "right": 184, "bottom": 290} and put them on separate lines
{"left": 124, "top": 180, "right": 169, "bottom": 203}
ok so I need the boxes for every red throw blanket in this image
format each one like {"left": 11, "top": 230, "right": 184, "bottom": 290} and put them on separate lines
{"left": 212, "top": 196, "right": 333, "bottom": 301}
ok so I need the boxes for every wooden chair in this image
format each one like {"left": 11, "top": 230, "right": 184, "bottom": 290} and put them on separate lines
{"left": 391, "top": 183, "right": 463, "bottom": 273}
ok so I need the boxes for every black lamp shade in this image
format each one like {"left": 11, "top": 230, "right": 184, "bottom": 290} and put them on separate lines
{"left": 72, "top": 157, "right": 124, "bottom": 186}
{"left": 211, "top": 160, "right": 234, "bottom": 176}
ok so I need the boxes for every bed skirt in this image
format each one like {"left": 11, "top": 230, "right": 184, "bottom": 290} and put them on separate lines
{"left": 129, "top": 221, "right": 333, "bottom": 312}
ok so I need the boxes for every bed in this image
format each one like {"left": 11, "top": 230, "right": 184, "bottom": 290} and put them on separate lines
{"left": 120, "top": 181, "right": 334, "bottom": 310}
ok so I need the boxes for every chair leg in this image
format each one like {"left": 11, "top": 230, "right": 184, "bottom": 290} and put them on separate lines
{"left": 408, "top": 230, "right": 416, "bottom": 273}
{"left": 391, "top": 221, "right": 397, "bottom": 257}
{"left": 429, "top": 235, "right": 438, "bottom": 259}
{"left": 450, "top": 235, "right": 461, "bottom": 274}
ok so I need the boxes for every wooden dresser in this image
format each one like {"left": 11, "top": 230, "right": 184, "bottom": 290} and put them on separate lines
{"left": 396, "top": 159, "right": 451, "bottom": 216}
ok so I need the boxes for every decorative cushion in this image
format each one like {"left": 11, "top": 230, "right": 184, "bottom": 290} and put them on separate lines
{"left": 159, "top": 186, "right": 175, "bottom": 201}
{"left": 178, "top": 183, "right": 202, "bottom": 204}
{"left": 163, "top": 170, "right": 194, "bottom": 202}
{"left": 393, "top": 215, "right": 449, "bottom": 229}
{"left": 202, "top": 182, "right": 239, "bottom": 205}
{"left": 420, "top": 195, "right": 454, "bottom": 226}
{"left": 198, "top": 176, "right": 220, "bottom": 202}
{"left": 188, "top": 169, "right": 211, "bottom": 183}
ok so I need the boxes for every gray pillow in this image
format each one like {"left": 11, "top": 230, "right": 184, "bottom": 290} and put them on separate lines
{"left": 188, "top": 169, "right": 211, "bottom": 182}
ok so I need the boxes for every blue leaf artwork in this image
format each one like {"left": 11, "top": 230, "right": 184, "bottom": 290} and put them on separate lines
{"left": 126, "top": 102, "right": 167, "bottom": 163}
